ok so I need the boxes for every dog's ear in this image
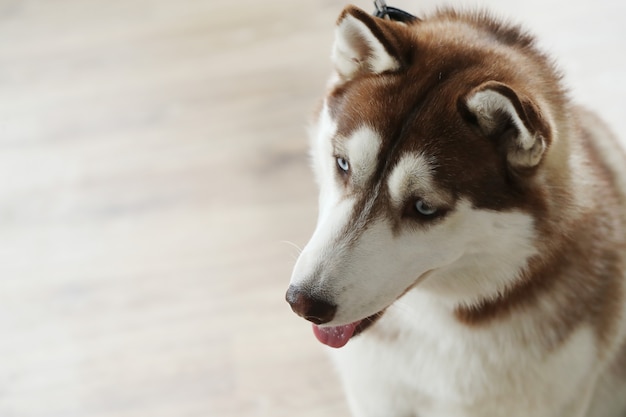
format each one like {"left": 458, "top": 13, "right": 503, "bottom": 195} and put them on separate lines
{"left": 461, "top": 81, "right": 552, "bottom": 171}
{"left": 332, "top": 6, "right": 405, "bottom": 81}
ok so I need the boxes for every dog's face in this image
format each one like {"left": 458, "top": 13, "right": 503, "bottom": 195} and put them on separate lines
{"left": 287, "top": 6, "right": 561, "bottom": 345}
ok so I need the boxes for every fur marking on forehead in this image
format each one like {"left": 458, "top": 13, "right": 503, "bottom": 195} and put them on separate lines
{"left": 388, "top": 153, "right": 435, "bottom": 206}
{"left": 336, "top": 126, "right": 382, "bottom": 186}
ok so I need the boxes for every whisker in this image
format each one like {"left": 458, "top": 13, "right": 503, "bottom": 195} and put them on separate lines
{"left": 390, "top": 299, "right": 417, "bottom": 315}
{"left": 280, "top": 240, "right": 303, "bottom": 253}
{"left": 280, "top": 240, "right": 303, "bottom": 261}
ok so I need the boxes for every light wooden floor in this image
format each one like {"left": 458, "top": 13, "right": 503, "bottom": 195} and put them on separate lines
{"left": 1, "top": 1, "right": 624, "bottom": 416}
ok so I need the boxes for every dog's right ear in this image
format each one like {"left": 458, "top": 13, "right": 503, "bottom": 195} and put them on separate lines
{"left": 332, "top": 6, "right": 405, "bottom": 81}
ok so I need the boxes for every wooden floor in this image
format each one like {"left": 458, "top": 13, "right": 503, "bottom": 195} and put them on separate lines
{"left": 0, "top": 0, "right": 624, "bottom": 416}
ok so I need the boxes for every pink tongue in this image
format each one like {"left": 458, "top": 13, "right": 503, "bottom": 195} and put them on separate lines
{"left": 312, "top": 321, "right": 361, "bottom": 348}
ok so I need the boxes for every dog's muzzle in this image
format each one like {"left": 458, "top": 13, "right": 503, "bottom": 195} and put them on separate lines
{"left": 285, "top": 285, "right": 337, "bottom": 325}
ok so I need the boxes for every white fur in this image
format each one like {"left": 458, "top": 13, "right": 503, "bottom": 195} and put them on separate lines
{"left": 332, "top": 308, "right": 597, "bottom": 417}
{"left": 303, "top": 187, "right": 598, "bottom": 417}
{"left": 420, "top": 201, "right": 539, "bottom": 305}
{"left": 290, "top": 13, "right": 626, "bottom": 417}
{"left": 333, "top": 14, "right": 399, "bottom": 79}
{"left": 467, "top": 89, "right": 545, "bottom": 167}
{"left": 293, "top": 114, "right": 383, "bottom": 296}
{"left": 295, "top": 112, "right": 540, "bottom": 324}
{"left": 344, "top": 126, "right": 382, "bottom": 187}
{"left": 290, "top": 98, "right": 625, "bottom": 416}
{"left": 308, "top": 104, "right": 340, "bottom": 222}
{"left": 387, "top": 154, "right": 539, "bottom": 305}
{"left": 387, "top": 153, "right": 435, "bottom": 207}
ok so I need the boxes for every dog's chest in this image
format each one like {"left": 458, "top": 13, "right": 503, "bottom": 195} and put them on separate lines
{"left": 329, "top": 291, "right": 597, "bottom": 417}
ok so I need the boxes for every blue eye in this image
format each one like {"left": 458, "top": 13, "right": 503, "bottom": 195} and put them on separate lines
{"left": 337, "top": 157, "right": 350, "bottom": 172}
{"left": 415, "top": 200, "right": 438, "bottom": 216}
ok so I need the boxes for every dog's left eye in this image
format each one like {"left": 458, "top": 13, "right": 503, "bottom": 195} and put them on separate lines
{"left": 336, "top": 157, "right": 350, "bottom": 172}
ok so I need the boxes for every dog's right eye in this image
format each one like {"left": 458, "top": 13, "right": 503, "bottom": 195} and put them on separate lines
{"left": 336, "top": 157, "right": 350, "bottom": 173}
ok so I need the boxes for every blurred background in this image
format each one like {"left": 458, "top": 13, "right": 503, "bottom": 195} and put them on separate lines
{"left": 0, "top": 0, "right": 624, "bottom": 416}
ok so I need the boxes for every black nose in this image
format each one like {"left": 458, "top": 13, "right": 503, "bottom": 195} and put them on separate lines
{"left": 285, "top": 285, "right": 337, "bottom": 325}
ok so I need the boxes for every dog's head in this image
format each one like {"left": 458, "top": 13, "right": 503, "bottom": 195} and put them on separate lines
{"left": 287, "top": 6, "right": 567, "bottom": 347}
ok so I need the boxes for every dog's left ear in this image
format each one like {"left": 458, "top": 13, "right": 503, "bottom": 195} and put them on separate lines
{"left": 461, "top": 81, "right": 552, "bottom": 171}
{"left": 332, "top": 6, "right": 406, "bottom": 81}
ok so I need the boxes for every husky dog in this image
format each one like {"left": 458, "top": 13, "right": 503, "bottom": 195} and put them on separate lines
{"left": 286, "top": 5, "right": 626, "bottom": 417}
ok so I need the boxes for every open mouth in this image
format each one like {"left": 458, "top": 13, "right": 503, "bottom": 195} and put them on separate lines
{"left": 305, "top": 271, "right": 435, "bottom": 348}
{"left": 311, "top": 311, "right": 384, "bottom": 348}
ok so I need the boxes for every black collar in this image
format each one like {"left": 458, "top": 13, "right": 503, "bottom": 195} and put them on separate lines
{"left": 373, "top": 0, "right": 419, "bottom": 23}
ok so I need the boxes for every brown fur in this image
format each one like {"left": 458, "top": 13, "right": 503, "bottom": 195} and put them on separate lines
{"left": 456, "top": 109, "right": 626, "bottom": 351}
{"left": 329, "top": 7, "right": 626, "bottom": 353}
